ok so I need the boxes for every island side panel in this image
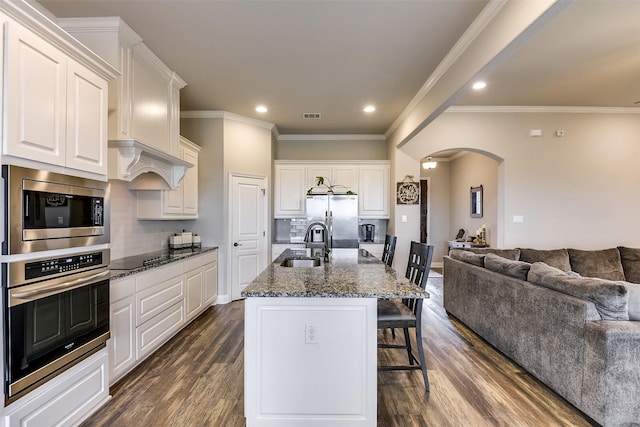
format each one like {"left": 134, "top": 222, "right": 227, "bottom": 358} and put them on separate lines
{"left": 244, "top": 297, "right": 377, "bottom": 427}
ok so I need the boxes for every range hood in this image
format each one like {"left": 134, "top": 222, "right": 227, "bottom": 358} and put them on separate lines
{"left": 108, "top": 140, "right": 193, "bottom": 190}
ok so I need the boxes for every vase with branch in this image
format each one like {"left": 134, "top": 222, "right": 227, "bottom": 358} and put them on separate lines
{"left": 307, "top": 176, "right": 356, "bottom": 195}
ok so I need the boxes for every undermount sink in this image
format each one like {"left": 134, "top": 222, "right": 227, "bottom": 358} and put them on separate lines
{"left": 280, "top": 256, "right": 322, "bottom": 268}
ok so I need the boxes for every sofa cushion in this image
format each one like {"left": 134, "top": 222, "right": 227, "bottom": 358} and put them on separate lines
{"left": 518, "top": 248, "right": 571, "bottom": 272}
{"left": 617, "top": 246, "right": 640, "bottom": 284}
{"left": 528, "top": 262, "right": 629, "bottom": 321}
{"left": 623, "top": 282, "right": 640, "bottom": 321}
{"left": 484, "top": 253, "right": 531, "bottom": 280}
{"left": 449, "top": 249, "right": 484, "bottom": 267}
{"left": 466, "top": 247, "right": 521, "bottom": 260}
{"left": 568, "top": 248, "right": 625, "bottom": 281}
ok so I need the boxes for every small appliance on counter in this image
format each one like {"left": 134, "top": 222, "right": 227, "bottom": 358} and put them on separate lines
{"left": 169, "top": 230, "right": 201, "bottom": 249}
{"left": 361, "top": 224, "right": 375, "bottom": 242}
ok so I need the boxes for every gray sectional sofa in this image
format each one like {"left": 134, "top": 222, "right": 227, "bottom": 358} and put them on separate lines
{"left": 443, "top": 247, "right": 640, "bottom": 427}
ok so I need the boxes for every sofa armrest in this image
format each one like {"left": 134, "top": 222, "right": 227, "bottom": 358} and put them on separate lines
{"left": 581, "top": 321, "right": 640, "bottom": 426}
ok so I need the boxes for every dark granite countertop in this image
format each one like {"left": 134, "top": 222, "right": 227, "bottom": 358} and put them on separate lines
{"left": 110, "top": 246, "right": 218, "bottom": 280}
{"left": 242, "top": 248, "right": 429, "bottom": 299}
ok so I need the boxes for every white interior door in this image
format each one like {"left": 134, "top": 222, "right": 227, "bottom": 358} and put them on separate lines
{"left": 231, "top": 174, "right": 268, "bottom": 301}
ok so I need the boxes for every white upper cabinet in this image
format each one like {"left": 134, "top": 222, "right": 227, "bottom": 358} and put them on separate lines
{"left": 274, "top": 161, "right": 389, "bottom": 219}
{"left": 3, "top": 16, "right": 111, "bottom": 176}
{"left": 59, "top": 18, "right": 186, "bottom": 158}
{"left": 274, "top": 164, "right": 306, "bottom": 218}
{"left": 358, "top": 164, "right": 390, "bottom": 218}
{"left": 136, "top": 136, "right": 200, "bottom": 220}
{"left": 65, "top": 60, "right": 109, "bottom": 173}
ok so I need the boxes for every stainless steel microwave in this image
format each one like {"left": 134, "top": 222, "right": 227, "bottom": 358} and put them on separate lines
{"left": 2, "top": 165, "right": 110, "bottom": 254}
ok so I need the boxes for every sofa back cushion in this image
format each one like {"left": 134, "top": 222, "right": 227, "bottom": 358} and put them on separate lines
{"left": 465, "top": 247, "right": 521, "bottom": 260}
{"left": 622, "top": 282, "right": 640, "bottom": 321}
{"left": 528, "top": 262, "right": 629, "bottom": 321}
{"left": 484, "top": 253, "right": 531, "bottom": 280}
{"left": 617, "top": 246, "right": 640, "bottom": 284}
{"left": 518, "top": 248, "right": 571, "bottom": 272}
{"left": 449, "top": 249, "right": 484, "bottom": 267}
{"left": 568, "top": 248, "right": 625, "bottom": 281}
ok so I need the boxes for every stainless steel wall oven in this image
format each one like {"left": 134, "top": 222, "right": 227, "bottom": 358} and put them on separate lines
{"left": 2, "top": 165, "right": 110, "bottom": 255}
{"left": 3, "top": 249, "right": 110, "bottom": 403}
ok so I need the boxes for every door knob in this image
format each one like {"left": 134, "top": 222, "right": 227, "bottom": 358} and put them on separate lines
{"left": 234, "top": 242, "right": 242, "bottom": 247}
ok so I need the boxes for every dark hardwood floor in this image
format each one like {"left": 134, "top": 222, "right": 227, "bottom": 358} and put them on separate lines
{"left": 82, "top": 276, "right": 596, "bottom": 426}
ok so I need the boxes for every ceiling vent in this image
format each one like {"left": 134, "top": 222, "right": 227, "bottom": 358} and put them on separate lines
{"left": 303, "top": 113, "right": 321, "bottom": 119}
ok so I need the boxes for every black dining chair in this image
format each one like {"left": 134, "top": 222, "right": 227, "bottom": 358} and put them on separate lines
{"left": 377, "top": 241, "right": 434, "bottom": 391}
{"left": 381, "top": 235, "right": 397, "bottom": 267}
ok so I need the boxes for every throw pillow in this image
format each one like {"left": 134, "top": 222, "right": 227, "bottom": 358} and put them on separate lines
{"left": 518, "top": 248, "right": 571, "bottom": 272}
{"left": 568, "top": 248, "right": 625, "bottom": 281}
{"left": 527, "top": 262, "right": 629, "bottom": 321}
{"left": 449, "top": 249, "right": 484, "bottom": 267}
{"left": 617, "top": 246, "right": 640, "bottom": 284}
{"left": 622, "top": 282, "right": 640, "bottom": 321}
{"left": 484, "top": 253, "right": 531, "bottom": 280}
{"left": 466, "top": 248, "right": 521, "bottom": 260}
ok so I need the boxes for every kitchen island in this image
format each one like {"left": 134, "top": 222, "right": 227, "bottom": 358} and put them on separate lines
{"left": 242, "top": 248, "right": 429, "bottom": 427}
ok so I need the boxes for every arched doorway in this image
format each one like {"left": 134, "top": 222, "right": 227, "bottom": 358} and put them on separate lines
{"left": 419, "top": 149, "right": 502, "bottom": 267}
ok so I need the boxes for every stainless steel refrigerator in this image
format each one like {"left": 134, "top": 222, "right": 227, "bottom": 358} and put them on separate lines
{"left": 306, "top": 194, "right": 359, "bottom": 248}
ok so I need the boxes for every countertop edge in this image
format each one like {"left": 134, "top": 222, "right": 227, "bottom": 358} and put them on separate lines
{"left": 110, "top": 246, "right": 218, "bottom": 280}
{"left": 241, "top": 248, "right": 429, "bottom": 299}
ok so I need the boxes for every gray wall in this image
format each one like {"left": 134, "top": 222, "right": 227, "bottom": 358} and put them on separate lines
{"left": 181, "top": 114, "right": 273, "bottom": 300}
{"left": 276, "top": 137, "right": 388, "bottom": 160}
{"left": 421, "top": 152, "right": 499, "bottom": 264}
{"left": 403, "top": 110, "right": 640, "bottom": 250}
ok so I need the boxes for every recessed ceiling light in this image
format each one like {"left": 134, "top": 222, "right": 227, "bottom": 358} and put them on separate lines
{"left": 255, "top": 105, "right": 268, "bottom": 113}
{"left": 363, "top": 105, "right": 376, "bottom": 113}
{"left": 472, "top": 81, "right": 487, "bottom": 90}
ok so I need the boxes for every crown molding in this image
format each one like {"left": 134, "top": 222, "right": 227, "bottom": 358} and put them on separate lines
{"left": 57, "top": 17, "right": 142, "bottom": 46}
{"left": 446, "top": 106, "right": 640, "bottom": 114}
{"left": 385, "top": 0, "right": 508, "bottom": 139}
{"left": 274, "top": 160, "right": 390, "bottom": 165}
{"left": 1, "top": 0, "right": 119, "bottom": 80}
{"left": 181, "top": 110, "right": 275, "bottom": 130}
{"left": 277, "top": 134, "right": 386, "bottom": 142}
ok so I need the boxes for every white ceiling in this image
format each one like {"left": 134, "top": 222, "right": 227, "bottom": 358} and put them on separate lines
{"left": 37, "top": 0, "right": 640, "bottom": 136}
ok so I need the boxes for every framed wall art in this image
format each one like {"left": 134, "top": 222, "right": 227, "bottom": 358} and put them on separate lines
{"left": 397, "top": 175, "right": 419, "bottom": 205}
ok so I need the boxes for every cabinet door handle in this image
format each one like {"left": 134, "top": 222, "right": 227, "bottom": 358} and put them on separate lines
{"left": 234, "top": 242, "right": 242, "bottom": 247}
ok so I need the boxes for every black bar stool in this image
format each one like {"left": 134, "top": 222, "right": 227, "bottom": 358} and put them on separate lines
{"left": 381, "top": 235, "right": 397, "bottom": 267}
{"left": 377, "top": 241, "right": 434, "bottom": 391}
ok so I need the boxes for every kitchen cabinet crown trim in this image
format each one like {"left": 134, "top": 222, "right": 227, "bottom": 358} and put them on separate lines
{"left": 274, "top": 160, "right": 390, "bottom": 165}
{"left": 57, "top": 16, "right": 142, "bottom": 47}
{"left": 277, "top": 134, "right": 386, "bottom": 141}
{"left": 2, "top": 1, "right": 118, "bottom": 80}
{"left": 58, "top": 16, "right": 184, "bottom": 87}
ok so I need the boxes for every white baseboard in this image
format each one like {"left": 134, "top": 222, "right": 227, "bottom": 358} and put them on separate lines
{"left": 215, "top": 294, "right": 232, "bottom": 304}
{"left": 431, "top": 261, "right": 443, "bottom": 269}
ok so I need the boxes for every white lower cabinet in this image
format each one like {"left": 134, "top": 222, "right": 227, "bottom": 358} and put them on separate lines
{"left": 109, "top": 294, "right": 136, "bottom": 383}
{"left": 108, "top": 250, "right": 218, "bottom": 386}
{"left": 136, "top": 301, "right": 185, "bottom": 360}
{"left": 4, "top": 351, "right": 109, "bottom": 427}
{"left": 185, "top": 257, "right": 204, "bottom": 321}
{"left": 202, "top": 251, "right": 218, "bottom": 305}
{"left": 109, "top": 276, "right": 136, "bottom": 385}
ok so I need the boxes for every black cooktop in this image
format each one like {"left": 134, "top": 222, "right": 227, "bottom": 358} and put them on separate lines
{"left": 110, "top": 248, "right": 201, "bottom": 271}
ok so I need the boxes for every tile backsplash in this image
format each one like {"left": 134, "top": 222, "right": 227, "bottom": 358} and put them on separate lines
{"left": 109, "top": 180, "right": 196, "bottom": 260}
{"left": 274, "top": 218, "right": 388, "bottom": 244}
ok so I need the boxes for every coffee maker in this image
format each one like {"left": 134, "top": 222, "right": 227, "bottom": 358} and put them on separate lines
{"left": 361, "top": 224, "right": 375, "bottom": 242}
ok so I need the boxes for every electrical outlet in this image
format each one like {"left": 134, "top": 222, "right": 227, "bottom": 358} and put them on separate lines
{"left": 305, "top": 323, "right": 318, "bottom": 344}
